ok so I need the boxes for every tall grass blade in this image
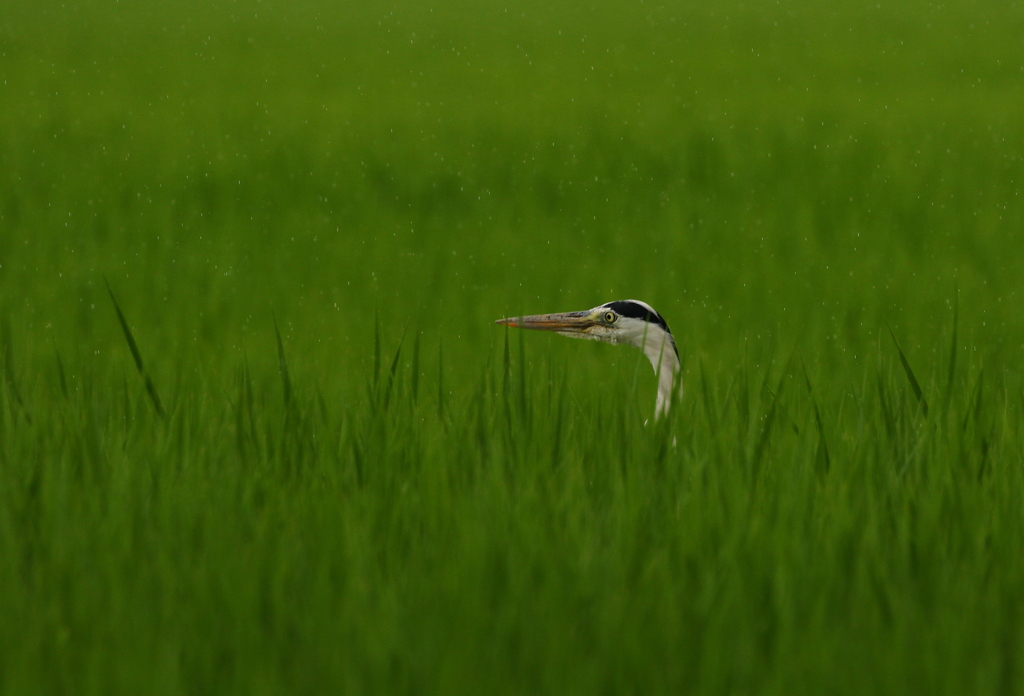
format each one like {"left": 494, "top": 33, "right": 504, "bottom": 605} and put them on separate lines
{"left": 973, "top": 368, "right": 985, "bottom": 423}
{"left": 373, "top": 307, "right": 382, "bottom": 389}
{"left": 51, "top": 335, "right": 68, "bottom": 400}
{"left": 316, "top": 388, "right": 329, "bottom": 425}
{"left": 104, "top": 279, "right": 164, "bottom": 418}
{"left": 122, "top": 375, "right": 132, "bottom": 427}
{"left": 234, "top": 355, "right": 261, "bottom": 462}
{"left": 517, "top": 321, "right": 528, "bottom": 423}
{"left": 104, "top": 279, "right": 144, "bottom": 374}
{"left": 802, "top": 362, "right": 831, "bottom": 474}
{"left": 886, "top": 323, "right": 928, "bottom": 417}
{"left": 699, "top": 358, "right": 717, "bottom": 428}
{"left": 390, "top": 323, "right": 408, "bottom": 380}
{"left": 877, "top": 370, "right": 897, "bottom": 445}
{"left": 1, "top": 313, "right": 31, "bottom": 424}
{"left": 141, "top": 372, "right": 164, "bottom": 420}
{"left": 383, "top": 321, "right": 408, "bottom": 410}
{"left": 736, "top": 343, "right": 750, "bottom": 439}
{"left": 502, "top": 320, "right": 511, "bottom": 400}
{"left": 500, "top": 322, "right": 518, "bottom": 447}
{"left": 273, "top": 313, "right": 292, "bottom": 408}
{"left": 411, "top": 330, "right": 421, "bottom": 403}
{"left": 234, "top": 364, "right": 249, "bottom": 462}
{"left": 352, "top": 437, "right": 364, "bottom": 488}
{"left": 241, "top": 353, "right": 259, "bottom": 453}
{"left": 947, "top": 285, "right": 959, "bottom": 399}
{"left": 750, "top": 373, "right": 783, "bottom": 477}
{"left": 548, "top": 355, "right": 567, "bottom": 468}
{"left": 437, "top": 337, "right": 445, "bottom": 422}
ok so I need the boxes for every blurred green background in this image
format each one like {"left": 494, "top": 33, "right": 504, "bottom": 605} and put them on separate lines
{"left": 2, "top": 0, "right": 1024, "bottom": 693}
{"left": 4, "top": 0, "right": 1022, "bottom": 381}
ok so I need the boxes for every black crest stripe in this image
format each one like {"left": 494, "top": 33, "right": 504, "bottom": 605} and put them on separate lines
{"left": 603, "top": 300, "right": 670, "bottom": 333}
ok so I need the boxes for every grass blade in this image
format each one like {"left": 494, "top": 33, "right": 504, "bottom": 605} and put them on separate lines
{"left": 105, "top": 279, "right": 164, "bottom": 418}
{"left": 954, "top": 367, "right": 983, "bottom": 443}
{"left": 877, "top": 369, "right": 897, "bottom": 445}
{"left": 437, "top": 336, "right": 445, "bottom": 422}
{"left": 105, "top": 278, "right": 145, "bottom": 374}
{"left": 502, "top": 320, "right": 511, "bottom": 399}
{"left": 373, "top": 307, "right": 381, "bottom": 389}
{"left": 1, "top": 313, "right": 32, "bottom": 424}
{"left": 51, "top": 334, "right": 68, "bottom": 400}
{"left": 383, "top": 320, "right": 408, "bottom": 410}
{"left": 750, "top": 370, "right": 784, "bottom": 477}
{"left": 947, "top": 285, "right": 958, "bottom": 399}
{"left": 411, "top": 330, "right": 421, "bottom": 403}
{"left": 517, "top": 318, "right": 527, "bottom": 422}
{"left": 802, "top": 361, "right": 830, "bottom": 474}
{"left": 699, "top": 358, "right": 717, "bottom": 428}
{"left": 235, "top": 359, "right": 259, "bottom": 462}
{"left": 886, "top": 322, "right": 928, "bottom": 417}
{"left": 273, "top": 312, "right": 292, "bottom": 408}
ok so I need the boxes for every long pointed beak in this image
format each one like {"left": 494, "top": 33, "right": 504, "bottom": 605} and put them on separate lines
{"left": 494, "top": 310, "right": 594, "bottom": 333}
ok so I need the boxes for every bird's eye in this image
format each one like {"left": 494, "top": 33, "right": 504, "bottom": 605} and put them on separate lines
{"left": 604, "top": 311, "right": 616, "bottom": 323}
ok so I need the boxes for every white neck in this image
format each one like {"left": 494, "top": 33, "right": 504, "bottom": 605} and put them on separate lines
{"left": 640, "top": 331, "right": 680, "bottom": 419}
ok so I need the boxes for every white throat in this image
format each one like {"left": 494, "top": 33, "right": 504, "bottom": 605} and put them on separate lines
{"left": 608, "top": 318, "right": 679, "bottom": 419}
{"left": 639, "top": 328, "right": 680, "bottom": 419}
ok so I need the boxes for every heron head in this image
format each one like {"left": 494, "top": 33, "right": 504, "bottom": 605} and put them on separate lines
{"left": 495, "top": 299, "right": 681, "bottom": 418}
{"left": 495, "top": 300, "right": 676, "bottom": 355}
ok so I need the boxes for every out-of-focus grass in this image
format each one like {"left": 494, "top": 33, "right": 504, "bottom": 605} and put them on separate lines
{"left": 2, "top": 0, "right": 1024, "bottom": 693}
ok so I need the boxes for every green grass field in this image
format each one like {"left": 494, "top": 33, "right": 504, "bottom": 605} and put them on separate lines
{"left": 3, "top": 0, "right": 1024, "bottom": 693}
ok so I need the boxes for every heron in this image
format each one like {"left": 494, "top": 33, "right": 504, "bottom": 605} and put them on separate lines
{"left": 495, "top": 300, "right": 681, "bottom": 419}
